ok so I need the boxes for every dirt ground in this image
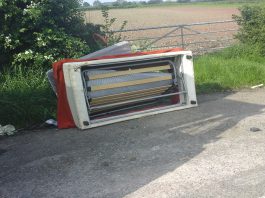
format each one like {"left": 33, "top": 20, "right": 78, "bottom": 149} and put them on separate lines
{"left": 1, "top": 89, "right": 265, "bottom": 198}
{"left": 85, "top": 6, "right": 239, "bottom": 52}
{"left": 85, "top": 6, "right": 239, "bottom": 28}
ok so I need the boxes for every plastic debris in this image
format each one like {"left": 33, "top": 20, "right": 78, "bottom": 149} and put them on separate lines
{"left": 45, "top": 119, "right": 58, "bottom": 126}
{"left": 0, "top": 124, "right": 16, "bottom": 136}
{"left": 251, "top": 84, "right": 264, "bottom": 89}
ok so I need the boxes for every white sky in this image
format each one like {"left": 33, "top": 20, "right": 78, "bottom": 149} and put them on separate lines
{"left": 84, "top": 0, "right": 141, "bottom": 5}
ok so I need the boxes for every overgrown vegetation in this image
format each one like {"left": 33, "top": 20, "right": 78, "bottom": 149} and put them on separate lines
{"left": 0, "top": 0, "right": 102, "bottom": 128}
{"left": 0, "top": 69, "right": 56, "bottom": 128}
{"left": 0, "top": 2, "right": 126, "bottom": 129}
{"left": 100, "top": 7, "right": 127, "bottom": 46}
{"left": 1, "top": 1, "right": 265, "bottom": 129}
{"left": 0, "top": 0, "right": 102, "bottom": 71}
{"left": 194, "top": 4, "right": 265, "bottom": 93}
{"left": 233, "top": 5, "right": 265, "bottom": 56}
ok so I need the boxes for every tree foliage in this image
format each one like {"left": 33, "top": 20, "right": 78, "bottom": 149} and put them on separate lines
{"left": 0, "top": 0, "right": 101, "bottom": 70}
{"left": 83, "top": 2, "right": 90, "bottom": 7}
{"left": 148, "top": 0, "right": 163, "bottom": 4}
{"left": 233, "top": 5, "right": 265, "bottom": 55}
{"left": 93, "top": 0, "right": 102, "bottom": 7}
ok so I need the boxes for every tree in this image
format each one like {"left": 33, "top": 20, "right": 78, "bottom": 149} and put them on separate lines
{"left": 0, "top": 0, "right": 101, "bottom": 70}
{"left": 233, "top": 5, "right": 265, "bottom": 55}
{"left": 139, "top": 1, "right": 147, "bottom": 4}
{"left": 93, "top": 0, "right": 102, "bottom": 7}
{"left": 117, "top": 0, "right": 127, "bottom": 5}
{"left": 83, "top": 2, "right": 90, "bottom": 7}
{"left": 177, "top": 0, "right": 191, "bottom": 2}
{"left": 148, "top": 0, "right": 163, "bottom": 4}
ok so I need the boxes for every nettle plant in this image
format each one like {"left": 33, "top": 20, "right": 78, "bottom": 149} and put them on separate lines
{"left": 100, "top": 7, "right": 127, "bottom": 46}
{"left": 0, "top": 0, "right": 101, "bottom": 71}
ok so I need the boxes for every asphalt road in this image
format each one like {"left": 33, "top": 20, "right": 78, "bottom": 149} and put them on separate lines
{"left": 1, "top": 89, "right": 265, "bottom": 198}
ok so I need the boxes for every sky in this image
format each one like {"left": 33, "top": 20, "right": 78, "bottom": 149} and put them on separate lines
{"left": 84, "top": 0, "right": 142, "bottom": 5}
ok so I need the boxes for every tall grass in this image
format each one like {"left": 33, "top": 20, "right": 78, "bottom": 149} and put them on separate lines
{"left": 194, "top": 44, "right": 265, "bottom": 93}
{"left": 0, "top": 68, "right": 56, "bottom": 128}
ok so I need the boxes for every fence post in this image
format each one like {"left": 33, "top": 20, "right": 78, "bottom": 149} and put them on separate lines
{"left": 180, "top": 26, "right": 185, "bottom": 49}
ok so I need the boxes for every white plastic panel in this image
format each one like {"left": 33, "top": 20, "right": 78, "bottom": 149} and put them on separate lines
{"left": 63, "top": 50, "right": 197, "bottom": 129}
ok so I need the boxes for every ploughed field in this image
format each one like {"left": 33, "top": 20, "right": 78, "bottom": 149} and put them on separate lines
{"left": 84, "top": 6, "right": 239, "bottom": 53}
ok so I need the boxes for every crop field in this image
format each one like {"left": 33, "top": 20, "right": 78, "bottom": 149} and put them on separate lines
{"left": 84, "top": 5, "right": 239, "bottom": 53}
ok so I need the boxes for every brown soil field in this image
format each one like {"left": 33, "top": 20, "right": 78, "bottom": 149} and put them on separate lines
{"left": 84, "top": 6, "right": 240, "bottom": 52}
{"left": 85, "top": 6, "right": 239, "bottom": 28}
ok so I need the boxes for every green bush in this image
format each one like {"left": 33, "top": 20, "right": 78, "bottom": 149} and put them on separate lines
{"left": 0, "top": 0, "right": 104, "bottom": 128}
{"left": 233, "top": 5, "right": 265, "bottom": 55}
{"left": 0, "top": 0, "right": 101, "bottom": 71}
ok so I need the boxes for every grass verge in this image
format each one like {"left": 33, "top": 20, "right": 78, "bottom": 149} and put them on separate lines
{"left": 194, "top": 44, "right": 265, "bottom": 93}
{"left": 0, "top": 69, "right": 56, "bottom": 129}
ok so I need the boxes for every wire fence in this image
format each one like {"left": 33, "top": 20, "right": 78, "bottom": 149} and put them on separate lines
{"left": 111, "top": 20, "right": 238, "bottom": 54}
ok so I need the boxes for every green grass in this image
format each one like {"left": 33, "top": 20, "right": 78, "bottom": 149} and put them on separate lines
{"left": 0, "top": 69, "right": 56, "bottom": 129}
{"left": 194, "top": 44, "right": 265, "bottom": 93}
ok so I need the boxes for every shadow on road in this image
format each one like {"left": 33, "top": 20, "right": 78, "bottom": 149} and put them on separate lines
{"left": 0, "top": 91, "right": 265, "bottom": 197}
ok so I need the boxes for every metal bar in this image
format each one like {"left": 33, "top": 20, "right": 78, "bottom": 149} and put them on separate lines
{"left": 126, "top": 29, "right": 238, "bottom": 42}
{"left": 91, "top": 85, "right": 170, "bottom": 101}
{"left": 90, "top": 102, "right": 185, "bottom": 124}
{"left": 83, "top": 59, "right": 171, "bottom": 71}
{"left": 88, "top": 65, "right": 171, "bottom": 80}
{"left": 111, "top": 20, "right": 235, "bottom": 33}
{"left": 90, "top": 101, "right": 158, "bottom": 118}
{"left": 180, "top": 26, "right": 185, "bottom": 49}
{"left": 147, "top": 27, "right": 180, "bottom": 46}
{"left": 91, "top": 91, "right": 186, "bottom": 111}
{"left": 182, "top": 26, "right": 201, "bottom": 34}
{"left": 170, "top": 29, "right": 238, "bottom": 37}
{"left": 136, "top": 40, "right": 234, "bottom": 51}
{"left": 91, "top": 76, "right": 172, "bottom": 91}
{"left": 137, "top": 44, "right": 181, "bottom": 51}
{"left": 91, "top": 86, "right": 170, "bottom": 106}
{"left": 197, "top": 46, "right": 232, "bottom": 52}
{"left": 185, "top": 38, "right": 234, "bottom": 46}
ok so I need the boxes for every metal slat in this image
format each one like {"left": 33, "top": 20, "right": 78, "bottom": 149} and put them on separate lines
{"left": 90, "top": 101, "right": 158, "bottom": 118}
{"left": 91, "top": 91, "right": 186, "bottom": 111}
{"left": 91, "top": 90, "right": 165, "bottom": 106}
{"left": 89, "top": 65, "right": 171, "bottom": 80}
{"left": 91, "top": 76, "right": 172, "bottom": 91}
{"left": 91, "top": 85, "right": 170, "bottom": 101}
{"left": 91, "top": 86, "right": 171, "bottom": 106}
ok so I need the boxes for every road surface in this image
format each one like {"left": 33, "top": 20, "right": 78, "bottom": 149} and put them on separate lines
{"left": 1, "top": 89, "right": 265, "bottom": 198}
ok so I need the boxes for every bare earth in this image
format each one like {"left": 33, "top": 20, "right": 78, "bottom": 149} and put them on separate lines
{"left": 1, "top": 89, "right": 265, "bottom": 198}
{"left": 85, "top": 6, "right": 239, "bottom": 52}
{"left": 85, "top": 6, "right": 239, "bottom": 29}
